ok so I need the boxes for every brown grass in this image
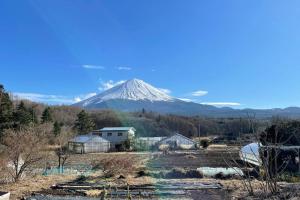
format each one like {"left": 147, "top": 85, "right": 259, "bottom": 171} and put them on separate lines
{"left": 84, "top": 189, "right": 102, "bottom": 197}
{"left": 0, "top": 174, "right": 77, "bottom": 200}
{"left": 125, "top": 175, "right": 156, "bottom": 186}
{"left": 219, "top": 179, "right": 264, "bottom": 198}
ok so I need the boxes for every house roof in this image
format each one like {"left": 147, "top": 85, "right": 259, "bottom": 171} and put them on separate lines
{"left": 159, "top": 133, "right": 196, "bottom": 144}
{"left": 69, "top": 135, "right": 110, "bottom": 143}
{"left": 100, "top": 127, "right": 136, "bottom": 132}
{"left": 138, "top": 137, "right": 166, "bottom": 141}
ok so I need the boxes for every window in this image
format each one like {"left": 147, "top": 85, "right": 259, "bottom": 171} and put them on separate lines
{"left": 99, "top": 133, "right": 102, "bottom": 137}
{"left": 107, "top": 132, "right": 112, "bottom": 136}
{"left": 118, "top": 132, "right": 123, "bottom": 136}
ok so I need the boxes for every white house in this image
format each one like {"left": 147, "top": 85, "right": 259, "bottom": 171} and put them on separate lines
{"left": 92, "top": 127, "right": 136, "bottom": 150}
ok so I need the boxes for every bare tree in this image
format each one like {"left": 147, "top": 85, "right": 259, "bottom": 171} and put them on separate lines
{"left": 54, "top": 126, "right": 74, "bottom": 172}
{"left": 224, "top": 116, "right": 296, "bottom": 198}
{"left": 2, "top": 126, "right": 48, "bottom": 182}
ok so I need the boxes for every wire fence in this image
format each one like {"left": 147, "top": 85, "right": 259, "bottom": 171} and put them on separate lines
{"left": 42, "top": 164, "right": 94, "bottom": 176}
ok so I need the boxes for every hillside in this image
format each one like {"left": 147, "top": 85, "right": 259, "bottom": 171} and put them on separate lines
{"left": 14, "top": 100, "right": 267, "bottom": 138}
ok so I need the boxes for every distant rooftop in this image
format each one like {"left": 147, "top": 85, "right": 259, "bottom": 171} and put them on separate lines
{"left": 138, "top": 137, "right": 166, "bottom": 141}
{"left": 70, "top": 135, "right": 110, "bottom": 143}
{"left": 100, "top": 127, "right": 136, "bottom": 132}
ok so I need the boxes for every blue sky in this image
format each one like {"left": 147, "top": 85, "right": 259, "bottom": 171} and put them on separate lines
{"left": 1, "top": 0, "right": 300, "bottom": 108}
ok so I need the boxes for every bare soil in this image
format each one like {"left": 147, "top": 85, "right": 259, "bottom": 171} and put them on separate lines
{"left": 0, "top": 147, "right": 262, "bottom": 200}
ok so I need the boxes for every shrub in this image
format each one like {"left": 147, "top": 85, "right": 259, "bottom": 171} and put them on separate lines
{"left": 186, "top": 169, "right": 203, "bottom": 178}
{"left": 165, "top": 168, "right": 187, "bottom": 179}
{"left": 151, "top": 168, "right": 203, "bottom": 179}
{"left": 98, "top": 155, "right": 137, "bottom": 178}
{"left": 279, "top": 173, "right": 300, "bottom": 183}
{"left": 75, "top": 175, "right": 88, "bottom": 183}
{"left": 136, "top": 170, "right": 150, "bottom": 177}
{"left": 200, "top": 139, "right": 210, "bottom": 149}
{"left": 214, "top": 172, "right": 233, "bottom": 179}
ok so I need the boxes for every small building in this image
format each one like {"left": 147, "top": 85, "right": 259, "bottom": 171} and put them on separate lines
{"left": 68, "top": 135, "right": 111, "bottom": 153}
{"left": 92, "top": 127, "right": 136, "bottom": 150}
{"left": 158, "top": 133, "right": 197, "bottom": 150}
{"left": 135, "top": 137, "right": 166, "bottom": 151}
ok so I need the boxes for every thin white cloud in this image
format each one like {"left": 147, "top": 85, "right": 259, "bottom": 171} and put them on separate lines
{"left": 191, "top": 90, "right": 208, "bottom": 97}
{"left": 178, "top": 98, "right": 193, "bottom": 102}
{"left": 14, "top": 92, "right": 97, "bottom": 105}
{"left": 13, "top": 92, "right": 75, "bottom": 104}
{"left": 201, "top": 102, "right": 241, "bottom": 107}
{"left": 98, "top": 80, "right": 126, "bottom": 91}
{"left": 117, "top": 67, "right": 132, "bottom": 71}
{"left": 82, "top": 65, "right": 105, "bottom": 70}
{"left": 158, "top": 88, "right": 171, "bottom": 94}
{"left": 73, "top": 93, "right": 97, "bottom": 103}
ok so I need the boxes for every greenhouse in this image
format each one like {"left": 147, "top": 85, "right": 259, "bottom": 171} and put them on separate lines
{"left": 68, "top": 135, "right": 111, "bottom": 153}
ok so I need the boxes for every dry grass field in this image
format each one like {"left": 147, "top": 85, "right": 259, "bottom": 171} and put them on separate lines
{"left": 0, "top": 147, "right": 268, "bottom": 200}
{"left": 0, "top": 174, "right": 77, "bottom": 199}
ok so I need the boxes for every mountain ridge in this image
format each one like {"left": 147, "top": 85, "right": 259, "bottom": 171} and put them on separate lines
{"left": 73, "top": 79, "right": 300, "bottom": 118}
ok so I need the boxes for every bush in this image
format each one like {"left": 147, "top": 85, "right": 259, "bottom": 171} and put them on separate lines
{"left": 136, "top": 170, "right": 150, "bottom": 177}
{"left": 279, "top": 173, "right": 300, "bottom": 183}
{"left": 186, "top": 169, "right": 203, "bottom": 178}
{"left": 75, "top": 175, "right": 88, "bottom": 183}
{"left": 200, "top": 139, "right": 210, "bottom": 149}
{"left": 165, "top": 168, "right": 187, "bottom": 179}
{"left": 148, "top": 168, "right": 203, "bottom": 179}
{"left": 97, "top": 155, "right": 138, "bottom": 178}
{"left": 214, "top": 172, "right": 233, "bottom": 179}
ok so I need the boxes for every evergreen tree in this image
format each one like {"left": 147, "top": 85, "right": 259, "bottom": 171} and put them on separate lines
{"left": 41, "top": 107, "right": 53, "bottom": 123}
{"left": 28, "top": 106, "right": 38, "bottom": 124}
{"left": 13, "top": 101, "right": 33, "bottom": 128}
{"left": 53, "top": 121, "right": 62, "bottom": 136}
{"left": 0, "top": 84, "right": 13, "bottom": 137}
{"left": 74, "top": 110, "right": 95, "bottom": 133}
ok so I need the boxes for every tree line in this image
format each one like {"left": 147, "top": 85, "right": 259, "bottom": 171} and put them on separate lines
{"left": 0, "top": 84, "right": 94, "bottom": 182}
{"left": 0, "top": 83, "right": 269, "bottom": 141}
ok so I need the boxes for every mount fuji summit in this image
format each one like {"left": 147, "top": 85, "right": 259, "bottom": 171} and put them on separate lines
{"left": 73, "top": 79, "right": 300, "bottom": 118}
{"left": 81, "top": 78, "right": 175, "bottom": 104}
{"left": 73, "top": 78, "right": 221, "bottom": 115}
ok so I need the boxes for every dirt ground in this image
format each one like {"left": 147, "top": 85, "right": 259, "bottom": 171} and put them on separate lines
{"left": 40, "top": 146, "right": 239, "bottom": 169}
{"left": 0, "top": 174, "right": 77, "bottom": 200}
{"left": 148, "top": 149, "right": 239, "bottom": 169}
{"left": 0, "top": 148, "right": 276, "bottom": 200}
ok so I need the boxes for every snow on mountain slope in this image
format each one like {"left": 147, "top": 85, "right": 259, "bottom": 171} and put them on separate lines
{"left": 76, "top": 79, "right": 175, "bottom": 107}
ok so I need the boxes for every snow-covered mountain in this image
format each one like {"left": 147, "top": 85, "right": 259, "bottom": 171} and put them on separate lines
{"left": 73, "top": 79, "right": 300, "bottom": 118}
{"left": 75, "top": 79, "right": 176, "bottom": 107}
{"left": 73, "top": 78, "right": 231, "bottom": 116}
